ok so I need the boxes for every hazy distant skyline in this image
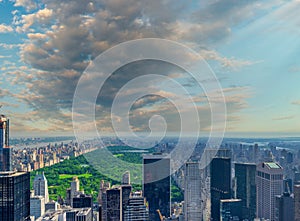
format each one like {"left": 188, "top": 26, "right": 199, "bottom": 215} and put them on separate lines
{"left": 0, "top": 0, "right": 300, "bottom": 137}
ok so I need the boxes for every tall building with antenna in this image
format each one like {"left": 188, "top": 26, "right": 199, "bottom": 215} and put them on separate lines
{"left": 0, "top": 114, "right": 11, "bottom": 171}
{"left": 0, "top": 113, "right": 31, "bottom": 221}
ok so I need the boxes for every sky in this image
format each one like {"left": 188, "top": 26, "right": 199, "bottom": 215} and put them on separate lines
{"left": 0, "top": 0, "right": 300, "bottom": 137}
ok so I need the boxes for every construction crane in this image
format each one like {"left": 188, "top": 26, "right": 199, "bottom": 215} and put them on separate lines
{"left": 156, "top": 209, "right": 166, "bottom": 221}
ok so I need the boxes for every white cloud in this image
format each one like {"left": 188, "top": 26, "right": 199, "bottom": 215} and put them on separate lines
{"left": 200, "top": 49, "right": 261, "bottom": 70}
{"left": 19, "top": 8, "right": 53, "bottom": 31}
{"left": 27, "top": 33, "right": 47, "bottom": 40}
{"left": 0, "top": 24, "right": 13, "bottom": 33}
{"left": 14, "top": 0, "right": 37, "bottom": 11}
{"left": 272, "top": 115, "right": 295, "bottom": 121}
{"left": 0, "top": 55, "right": 12, "bottom": 59}
{"left": 0, "top": 43, "right": 22, "bottom": 49}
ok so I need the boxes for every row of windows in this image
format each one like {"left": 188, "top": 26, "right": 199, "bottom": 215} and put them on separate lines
{"left": 257, "top": 171, "right": 283, "bottom": 180}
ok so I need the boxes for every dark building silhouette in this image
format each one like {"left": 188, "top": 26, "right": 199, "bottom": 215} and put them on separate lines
{"left": 121, "top": 185, "right": 132, "bottom": 220}
{"left": 210, "top": 157, "right": 231, "bottom": 221}
{"left": 0, "top": 171, "right": 31, "bottom": 221}
{"left": 275, "top": 192, "right": 294, "bottom": 221}
{"left": 106, "top": 188, "right": 121, "bottom": 221}
{"left": 220, "top": 199, "right": 242, "bottom": 221}
{"left": 72, "top": 193, "right": 93, "bottom": 209}
{"left": 143, "top": 154, "right": 170, "bottom": 221}
{"left": 103, "top": 185, "right": 131, "bottom": 221}
{"left": 295, "top": 185, "right": 300, "bottom": 221}
{"left": 235, "top": 163, "right": 256, "bottom": 220}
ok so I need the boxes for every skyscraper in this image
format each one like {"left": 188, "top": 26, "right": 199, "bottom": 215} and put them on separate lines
{"left": 66, "top": 208, "right": 92, "bottom": 221}
{"left": 122, "top": 171, "right": 130, "bottom": 185}
{"left": 235, "top": 163, "right": 256, "bottom": 220}
{"left": 0, "top": 171, "right": 31, "bottom": 221}
{"left": 121, "top": 185, "right": 132, "bottom": 220}
{"left": 124, "top": 192, "right": 149, "bottom": 221}
{"left": 71, "top": 176, "right": 80, "bottom": 196}
{"left": 30, "top": 196, "right": 45, "bottom": 219}
{"left": 202, "top": 148, "right": 232, "bottom": 178}
{"left": 72, "top": 193, "right": 93, "bottom": 209}
{"left": 0, "top": 114, "right": 31, "bottom": 221}
{"left": 71, "top": 176, "right": 80, "bottom": 206}
{"left": 256, "top": 162, "right": 283, "bottom": 221}
{"left": 33, "top": 172, "right": 49, "bottom": 203}
{"left": 105, "top": 185, "right": 131, "bottom": 221}
{"left": 184, "top": 161, "right": 202, "bottom": 220}
{"left": 0, "top": 114, "right": 11, "bottom": 171}
{"left": 220, "top": 199, "right": 242, "bottom": 221}
{"left": 143, "top": 154, "right": 171, "bottom": 221}
{"left": 106, "top": 187, "right": 121, "bottom": 221}
{"left": 98, "top": 180, "right": 111, "bottom": 221}
{"left": 275, "top": 192, "right": 294, "bottom": 221}
{"left": 210, "top": 157, "right": 231, "bottom": 221}
{"left": 294, "top": 185, "right": 300, "bottom": 221}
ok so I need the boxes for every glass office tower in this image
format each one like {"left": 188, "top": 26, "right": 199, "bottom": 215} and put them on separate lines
{"left": 235, "top": 163, "right": 256, "bottom": 220}
{"left": 0, "top": 171, "right": 31, "bottom": 221}
{"left": 210, "top": 157, "right": 231, "bottom": 221}
{"left": 143, "top": 154, "right": 170, "bottom": 221}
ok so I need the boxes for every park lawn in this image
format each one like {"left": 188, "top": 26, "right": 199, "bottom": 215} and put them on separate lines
{"left": 59, "top": 173, "right": 92, "bottom": 179}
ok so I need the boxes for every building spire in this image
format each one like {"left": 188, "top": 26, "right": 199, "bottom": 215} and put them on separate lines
{"left": 0, "top": 114, "right": 11, "bottom": 171}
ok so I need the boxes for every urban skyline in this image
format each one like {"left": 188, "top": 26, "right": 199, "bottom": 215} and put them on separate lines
{"left": 1, "top": 0, "right": 300, "bottom": 221}
{"left": 1, "top": 114, "right": 300, "bottom": 220}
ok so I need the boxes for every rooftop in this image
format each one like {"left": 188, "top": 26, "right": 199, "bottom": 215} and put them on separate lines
{"left": 0, "top": 171, "right": 28, "bottom": 177}
{"left": 264, "top": 162, "right": 282, "bottom": 169}
{"left": 143, "top": 153, "right": 170, "bottom": 159}
{"left": 220, "top": 199, "right": 242, "bottom": 203}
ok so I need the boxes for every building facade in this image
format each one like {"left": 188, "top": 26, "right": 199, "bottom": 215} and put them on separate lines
{"left": 220, "top": 199, "right": 242, "bottom": 221}
{"left": 72, "top": 193, "right": 93, "bottom": 209}
{"left": 184, "top": 162, "right": 202, "bottom": 220}
{"left": 210, "top": 157, "right": 231, "bottom": 221}
{"left": 275, "top": 192, "right": 294, "bottom": 221}
{"left": 66, "top": 208, "right": 92, "bottom": 221}
{"left": 122, "top": 171, "right": 130, "bottom": 185}
{"left": 124, "top": 192, "right": 149, "bottom": 221}
{"left": 235, "top": 163, "right": 256, "bottom": 220}
{"left": 106, "top": 188, "right": 121, "bottom": 221}
{"left": 256, "top": 162, "right": 283, "bottom": 221}
{"left": 0, "top": 114, "right": 11, "bottom": 171}
{"left": 0, "top": 171, "right": 31, "bottom": 221}
{"left": 295, "top": 185, "right": 300, "bottom": 221}
{"left": 33, "top": 172, "right": 49, "bottom": 203}
{"left": 143, "top": 154, "right": 171, "bottom": 221}
{"left": 30, "top": 196, "right": 45, "bottom": 219}
{"left": 121, "top": 185, "right": 132, "bottom": 220}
